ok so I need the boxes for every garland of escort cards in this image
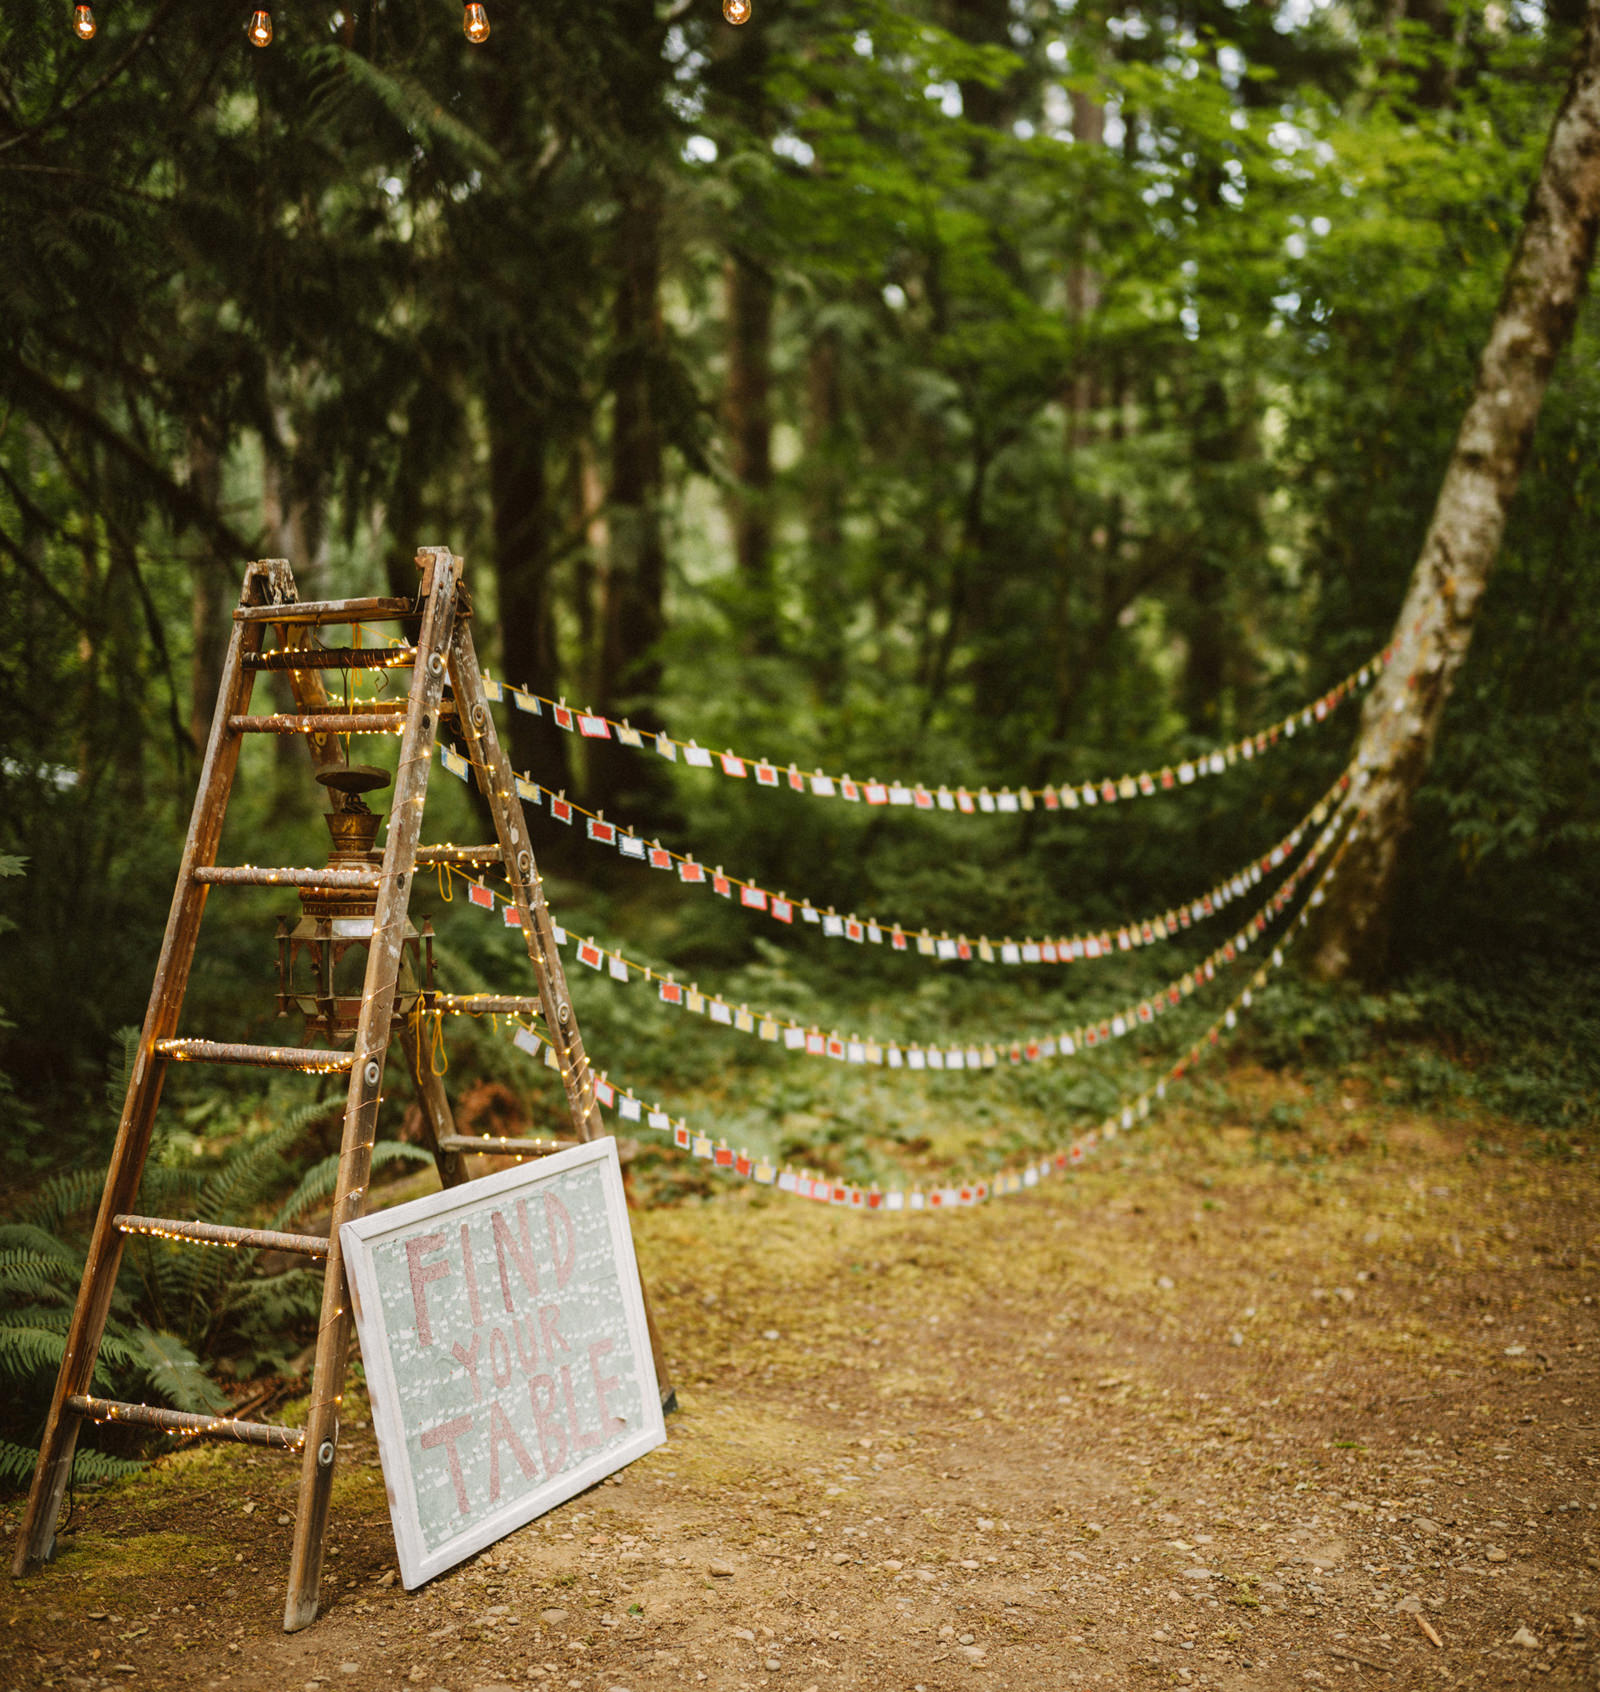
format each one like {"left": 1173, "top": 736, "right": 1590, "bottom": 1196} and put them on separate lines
{"left": 424, "top": 796, "right": 1350, "bottom": 1077}
{"left": 466, "top": 647, "right": 1391, "bottom": 814}
{"left": 449, "top": 811, "right": 1359, "bottom": 1213}
{"left": 437, "top": 743, "right": 1352, "bottom": 967}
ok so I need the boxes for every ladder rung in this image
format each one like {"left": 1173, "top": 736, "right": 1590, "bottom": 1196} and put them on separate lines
{"left": 430, "top": 994, "right": 543, "bottom": 1017}
{"left": 194, "top": 866, "right": 383, "bottom": 889}
{"left": 114, "top": 1214, "right": 329, "bottom": 1258}
{"left": 245, "top": 647, "right": 418, "bottom": 672}
{"left": 229, "top": 711, "right": 405, "bottom": 735}
{"left": 234, "top": 596, "right": 418, "bottom": 625}
{"left": 415, "top": 845, "right": 503, "bottom": 867}
{"left": 438, "top": 1135, "right": 576, "bottom": 1156}
{"left": 67, "top": 1395, "right": 305, "bottom": 1451}
{"left": 155, "top": 1039, "right": 355, "bottom": 1073}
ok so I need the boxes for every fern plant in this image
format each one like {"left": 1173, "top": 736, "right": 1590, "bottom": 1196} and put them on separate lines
{"left": 0, "top": 1029, "right": 433, "bottom": 1489}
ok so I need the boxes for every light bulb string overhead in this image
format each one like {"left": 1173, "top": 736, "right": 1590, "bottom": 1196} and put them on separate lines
{"left": 67, "top": 0, "right": 740, "bottom": 47}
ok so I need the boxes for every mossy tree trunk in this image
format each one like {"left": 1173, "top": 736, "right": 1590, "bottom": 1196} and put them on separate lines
{"left": 1313, "top": 4, "right": 1600, "bottom": 982}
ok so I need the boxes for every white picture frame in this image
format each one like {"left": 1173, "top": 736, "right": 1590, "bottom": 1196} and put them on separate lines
{"left": 340, "top": 1137, "right": 666, "bottom": 1589}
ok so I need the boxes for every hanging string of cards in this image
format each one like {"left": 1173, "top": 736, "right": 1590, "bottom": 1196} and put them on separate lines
{"left": 439, "top": 739, "right": 1350, "bottom": 968}
{"left": 471, "top": 646, "right": 1389, "bottom": 814}
{"left": 456, "top": 810, "right": 1359, "bottom": 1214}
{"left": 427, "top": 785, "right": 1351, "bottom": 1074}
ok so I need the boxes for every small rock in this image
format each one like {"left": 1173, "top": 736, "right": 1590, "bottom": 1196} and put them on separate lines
{"left": 242, "top": 1501, "right": 256, "bottom": 1515}
{"left": 340, "top": 1666, "right": 361, "bottom": 1677}
{"left": 764, "top": 1658, "right": 782, "bottom": 1672}
{"left": 763, "top": 1330, "right": 780, "bottom": 1341}
{"left": 1183, "top": 1568, "right": 1211, "bottom": 1580}
{"left": 1157, "top": 1275, "right": 1175, "bottom": 1290}
{"left": 958, "top": 1559, "right": 980, "bottom": 1570}
{"left": 915, "top": 1568, "right": 938, "bottom": 1582}
{"left": 277, "top": 1513, "right": 293, "bottom": 1525}
{"left": 958, "top": 1633, "right": 975, "bottom": 1645}
{"left": 960, "top": 1645, "right": 986, "bottom": 1661}
{"left": 1412, "top": 1518, "right": 1440, "bottom": 1535}
{"left": 377, "top": 1569, "right": 397, "bottom": 1588}
{"left": 540, "top": 1607, "right": 570, "bottom": 1623}
{"left": 883, "top": 1559, "right": 903, "bottom": 1571}
{"left": 731, "top": 1627, "right": 756, "bottom": 1642}
{"left": 832, "top": 1552, "right": 851, "bottom": 1564}
{"left": 1486, "top": 1548, "right": 1508, "bottom": 1563}
{"left": 976, "top": 1518, "right": 994, "bottom": 1532}
{"left": 708, "top": 1559, "right": 735, "bottom": 1577}
{"left": 1511, "top": 1626, "right": 1540, "bottom": 1649}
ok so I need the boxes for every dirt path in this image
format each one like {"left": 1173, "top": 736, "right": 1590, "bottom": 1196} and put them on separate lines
{"left": 4, "top": 1070, "right": 1597, "bottom": 1692}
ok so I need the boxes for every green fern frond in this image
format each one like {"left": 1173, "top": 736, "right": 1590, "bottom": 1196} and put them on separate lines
{"left": 0, "top": 1224, "right": 80, "bottom": 1265}
{"left": 0, "top": 1249, "right": 80, "bottom": 1302}
{"left": 104, "top": 1025, "right": 140, "bottom": 1121}
{"left": 271, "top": 1140, "right": 433, "bottom": 1231}
{"left": 23, "top": 1167, "right": 111, "bottom": 1238}
{"left": 0, "top": 1440, "right": 146, "bottom": 1489}
{"left": 131, "top": 1330, "right": 229, "bottom": 1415}
{"left": 197, "top": 1099, "right": 340, "bottom": 1223}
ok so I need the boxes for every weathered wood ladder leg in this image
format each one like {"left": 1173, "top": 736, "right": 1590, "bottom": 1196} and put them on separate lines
{"left": 445, "top": 612, "right": 676, "bottom": 1410}
{"left": 10, "top": 562, "right": 287, "bottom": 1578}
{"left": 282, "top": 549, "right": 461, "bottom": 1632}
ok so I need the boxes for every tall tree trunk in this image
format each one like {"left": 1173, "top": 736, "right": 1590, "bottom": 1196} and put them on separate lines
{"left": 487, "top": 374, "right": 571, "bottom": 850}
{"left": 187, "top": 431, "right": 227, "bottom": 757}
{"left": 591, "top": 179, "right": 670, "bottom": 821}
{"left": 802, "top": 329, "right": 847, "bottom": 704}
{"left": 1312, "top": 6, "right": 1600, "bottom": 981}
{"left": 725, "top": 251, "right": 776, "bottom": 652}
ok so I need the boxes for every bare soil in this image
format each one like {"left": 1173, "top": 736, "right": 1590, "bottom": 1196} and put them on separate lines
{"left": 4, "top": 1068, "right": 1598, "bottom": 1692}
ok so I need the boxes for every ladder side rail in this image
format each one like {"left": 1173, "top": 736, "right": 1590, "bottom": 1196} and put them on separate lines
{"left": 446, "top": 617, "right": 677, "bottom": 1414}
{"left": 445, "top": 620, "right": 604, "bottom": 1143}
{"left": 282, "top": 546, "right": 461, "bottom": 1633}
{"left": 12, "top": 562, "right": 285, "bottom": 1577}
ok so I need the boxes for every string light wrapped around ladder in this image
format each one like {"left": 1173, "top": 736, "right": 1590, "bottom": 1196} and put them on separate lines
{"left": 68, "top": 0, "right": 748, "bottom": 43}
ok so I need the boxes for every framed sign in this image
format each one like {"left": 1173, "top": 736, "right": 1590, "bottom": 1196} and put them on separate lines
{"left": 340, "top": 1138, "right": 666, "bottom": 1588}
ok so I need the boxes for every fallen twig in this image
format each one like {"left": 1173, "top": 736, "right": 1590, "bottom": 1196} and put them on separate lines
{"left": 1414, "top": 1611, "right": 1444, "bottom": 1648}
{"left": 1328, "top": 1645, "right": 1392, "bottom": 1671}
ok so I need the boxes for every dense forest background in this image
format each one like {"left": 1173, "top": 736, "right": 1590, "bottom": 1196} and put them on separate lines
{"left": 2, "top": 0, "right": 1597, "bottom": 1201}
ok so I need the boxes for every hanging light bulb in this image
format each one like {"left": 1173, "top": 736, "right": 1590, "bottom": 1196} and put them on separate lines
{"left": 246, "top": 7, "right": 273, "bottom": 46}
{"left": 462, "top": 2, "right": 490, "bottom": 41}
{"left": 722, "top": 0, "right": 751, "bottom": 22}
{"left": 72, "top": 3, "right": 96, "bottom": 39}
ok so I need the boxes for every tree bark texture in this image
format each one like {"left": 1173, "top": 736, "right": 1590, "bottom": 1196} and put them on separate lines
{"left": 1312, "top": 5, "right": 1600, "bottom": 982}
{"left": 487, "top": 373, "right": 570, "bottom": 848}
{"left": 724, "top": 251, "right": 776, "bottom": 651}
{"left": 591, "top": 179, "right": 671, "bottom": 822}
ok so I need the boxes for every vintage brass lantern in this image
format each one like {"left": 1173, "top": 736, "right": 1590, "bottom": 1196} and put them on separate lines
{"left": 275, "top": 764, "right": 433, "bottom": 1040}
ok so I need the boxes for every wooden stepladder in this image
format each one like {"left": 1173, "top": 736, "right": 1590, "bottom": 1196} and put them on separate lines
{"left": 11, "top": 548, "right": 667, "bottom": 1631}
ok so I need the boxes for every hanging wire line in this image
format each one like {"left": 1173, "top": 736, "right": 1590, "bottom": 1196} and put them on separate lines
{"left": 439, "top": 804, "right": 1361, "bottom": 1210}
{"left": 427, "top": 791, "right": 1351, "bottom": 1073}
{"left": 470, "top": 644, "right": 1391, "bottom": 814}
{"left": 450, "top": 747, "right": 1353, "bottom": 964}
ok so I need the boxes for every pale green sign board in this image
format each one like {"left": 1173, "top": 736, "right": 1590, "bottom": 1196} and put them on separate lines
{"left": 341, "top": 1138, "right": 665, "bottom": 1588}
